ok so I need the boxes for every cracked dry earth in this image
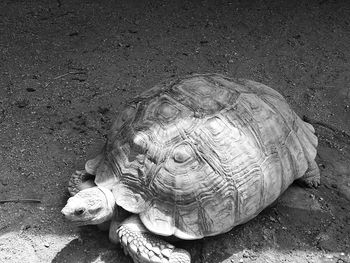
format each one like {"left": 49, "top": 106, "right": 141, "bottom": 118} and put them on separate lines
{"left": 0, "top": 0, "right": 349, "bottom": 262}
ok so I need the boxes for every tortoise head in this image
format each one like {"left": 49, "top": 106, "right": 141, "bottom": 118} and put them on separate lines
{"left": 61, "top": 186, "right": 115, "bottom": 225}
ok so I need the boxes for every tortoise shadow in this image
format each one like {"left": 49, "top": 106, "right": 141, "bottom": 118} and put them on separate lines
{"left": 51, "top": 225, "right": 132, "bottom": 263}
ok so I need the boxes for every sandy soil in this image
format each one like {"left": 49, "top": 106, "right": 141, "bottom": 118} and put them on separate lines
{"left": 0, "top": 0, "right": 349, "bottom": 262}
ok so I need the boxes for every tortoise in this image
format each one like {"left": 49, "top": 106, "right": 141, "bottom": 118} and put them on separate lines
{"left": 61, "top": 73, "right": 320, "bottom": 263}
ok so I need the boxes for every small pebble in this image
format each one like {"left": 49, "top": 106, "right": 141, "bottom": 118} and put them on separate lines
{"left": 269, "top": 216, "right": 277, "bottom": 222}
{"left": 26, "top": 87, "right": 36, "bottom": 92}
{"left": 15, "top": 99, "right": 29, "bottom": 108}
{"left": 20, "top": 224, "right": 31, "bottom": 231}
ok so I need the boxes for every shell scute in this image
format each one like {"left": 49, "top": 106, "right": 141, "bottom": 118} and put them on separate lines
{"left": 143, "top": 95, "right": 193, "bottom": 125}
{"left": 171, "top": 76, "right": 240, "bottom": 115}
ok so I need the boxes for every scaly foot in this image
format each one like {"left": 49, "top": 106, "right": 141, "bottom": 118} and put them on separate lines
{"left": 115, "top": 215, "right": 191, "bottom": 263}
{"left": 297, "top": 161, "right": 320, "bottom": 188}
{"left": 68, "top": 170, "right": 96, "bottom": 196}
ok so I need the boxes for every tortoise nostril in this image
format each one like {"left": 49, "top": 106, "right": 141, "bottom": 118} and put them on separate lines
{"left": 75, "top": 208, "right": 85, "bottom": 216}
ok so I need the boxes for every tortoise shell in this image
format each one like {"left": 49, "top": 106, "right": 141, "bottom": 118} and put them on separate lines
{"left": 88, "top": 74, "right": 318, "bottom": 239}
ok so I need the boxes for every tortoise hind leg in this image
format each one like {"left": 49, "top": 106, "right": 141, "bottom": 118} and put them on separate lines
{"left": 115, "top": 215, "right": 191, "bottom": 263}
{"left": 68, "top": 170, "right": 96, "bottom": 196}
{"left": 297, "top": 160, "right": 320, "bottom": 188}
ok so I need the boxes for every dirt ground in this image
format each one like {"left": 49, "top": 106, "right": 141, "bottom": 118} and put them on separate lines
{"left": 0, "top": 0, "right": 349, "bottom": 262}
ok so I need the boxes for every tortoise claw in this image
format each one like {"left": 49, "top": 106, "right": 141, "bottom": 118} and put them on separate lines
{"left": 297, "top": 161, "right": 320, "bottom": 189}
{"left": 67, "top": 170, "right": 96, "bottom": 196}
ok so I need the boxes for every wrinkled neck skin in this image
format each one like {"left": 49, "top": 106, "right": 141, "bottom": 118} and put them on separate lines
{"left": 114, "top": 205, "right": 132, "bottom": 225}
{"left": 109, "top": 206, "right": 133, "bottom": 244}
{"left": 97, "top": 186, "right": 116, "bottom": 224}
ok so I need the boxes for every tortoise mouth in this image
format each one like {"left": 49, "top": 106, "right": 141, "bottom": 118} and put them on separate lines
{"left": 61, "top": 206, "right": 89, "bottom": 222}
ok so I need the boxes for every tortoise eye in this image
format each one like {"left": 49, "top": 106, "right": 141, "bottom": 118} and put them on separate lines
{"left": 74, "top": 208, "right": 85, "bottom": 216}
{"left": 173, "top": 144, "right": 192, "bottom": 163}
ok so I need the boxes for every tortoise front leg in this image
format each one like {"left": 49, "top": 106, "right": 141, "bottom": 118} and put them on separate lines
{"left": 115, "top": 215, "right": 191, "bottom": 263}
{"left": 67, "top": 154, "right": 104, "bottom": 196}
{"left": 68, "top": 170, "right": 96, "bottom": 196}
